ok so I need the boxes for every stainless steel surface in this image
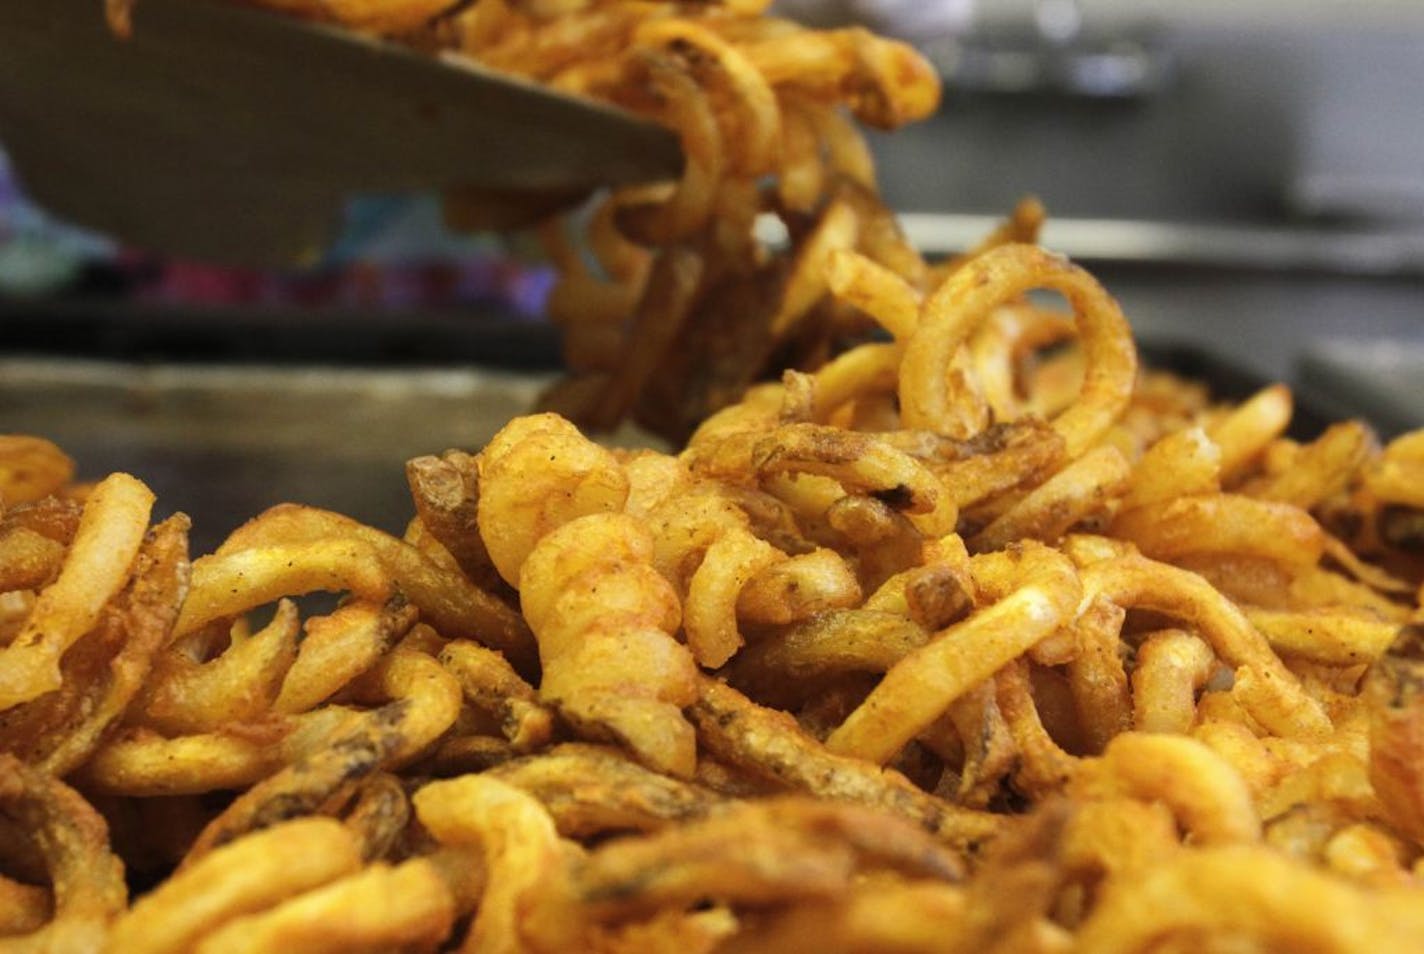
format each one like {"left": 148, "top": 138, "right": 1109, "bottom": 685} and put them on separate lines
{"left": 0, "top": 360, "right": 547, "bottom": 552}
{"left": 1298, "top": 339, "right": 1424, "bottom": 438}
{"left": 0, "top": 0, "right": 682, "bottom": 266}
{"left": 888, "top": 214, "right": 1424, "bottom": 277}
{"left": 0, "top": 359, "right": 663, "bottom": 555}
{"left": 870, "top": 10, "right": 1424, "bottom": 226}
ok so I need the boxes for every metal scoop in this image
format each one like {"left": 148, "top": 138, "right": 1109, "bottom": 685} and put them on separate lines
{"left": 0, "top": 0, "right": 682, "bottom": 266}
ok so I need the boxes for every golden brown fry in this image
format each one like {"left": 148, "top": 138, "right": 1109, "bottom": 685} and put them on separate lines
{"left": 80, "top": 725, "right": 291, "bottom": 798}
{"left": 725, "top": 609, "right": 928, "bottom": 703}
{"left": 0, "top": 875, "right": 51, "bottom": 936}
{"left": 1109, "top": 492, "right": 1326, "bottom": 570}
{"left": 1059, "top": 796, "right": 1180, "bottom": 878}
{"left": 1076, "top": 733, "right": 1261, "bottom": 845}
{"left": 1363, "top": 626, "right": 1424, "bottom": 845}
{"left": 968, "top": 303, "right": 1075, "bottom": 425}
{"left": 572, "top": 797, "right": 962, "bottom": 927}
{"left": 236, "top": 0, "right": 461, "bottom": 32}
{"left": 0, "top": 473, "right": 154, "bottom": 711}
{"left": 825, "top": 494, "right": 924, "bottom": 589}
{"left": 0, "top": 435, "right": 74, "bottom": 506}
{"left": 1063, "top": 593, "right": 1132, "bottom": 753}
{"left": 827, "top": 542, "right": 1081, "bottom": 764}
{"left": 0, "top": 515, "right": 189, "bottom": 777}
{"left": 886, "top": 420, "right": 1068, "bottom": 511}
{"left": 688, "top": 677, "right": 1002, "bottom": 853}
{"left": 997, "top": 660, "right": 1078, "bottom": 797}
{"left": 970, "top": 445, "right": 1130, "bottom": 552}
{"left": 825, "top": 247, "right": 920, "bottom": 341}
{"left": 0, "top": 526, "right": 65, "bottom": 594}
{"left": 739, "top": 26, "right": 939, "bottom": 128}
{"left": 939, "top": 680, "right": 1016, "bottom": 805}
{"left": 684, "top": 526, "right": 783, "bottom": 667}
{"left": 158, "top": 649, "right": 458, "bottom": 850}
{"left": 107, "top": 818, "right": 362, "bottom": 954}
{"left": 1118, "top": 426, "right": 1220, "bottom": 511}
{"left": 477, "top": 413, "right": 630, "bottom": 585}
{"left": 1078, "top": 551, "right": 1331, "bottom": 738}
{"left": 413, "top": 774, "right": 576, "bottom": 954}
{"left": 520, "top": 513, "right": 699, "bottom": 777}
{"left": 718, "top": 879, "right": 967, "bottom": 954}
{"left": 1131, "top": 629, "right": 1217, "bottom": 735}
{"left": 488, "top": 743, "right": 722, "bottom": 837}
{"left": 439, "top": 639, "right": 554, "bottom": 752}
{"left": 586, "top": 246, "right": 707, "bottom": 430}
{"left": 274, "top": 597, "right": 416, "bottom": 715}
{"left": 215, "top": 504, "right": 535, "bottom": 672}
{"left": 1208, "top": 383, "right": 1293, "bottom": 484}
{"left": 0, "top": 755, "right": 127, "bottom": 952}
{"left": 132, "top": 592, "right": 294, "bottom": 737}
{"left": 168, "top": 726, "right": 383, "bottom": 855}
{"left": 194, "top": 857, "right": 455, "bottom": 954}
{"left": 1246, "top": 606, "right": 1400, "bottom": 667}
{"left": 337, "top": 772, "right": 410, "bottom": 862}
{"left": 176, "top": 539, "right": 391, "bottom": 641}
{"left": 902, "top": 244, "right": 1136, "bottom": 456}
{"left": 405, "top": 450, "right": 508, "bottom": 594}
{"left": 735, "top": 546, "right": 861, "bottom": 625}
{"left": 1075, "top": 845, "right": 1424, "bottom": 952}
{"left": 752, "top": 423, "right": 950, "bottom": 520}
{"left": 1251, "top": 420, "right": 1375, "bottom": 510}
{"left": 1365, "top": 430, "right": 1424, "bottom": 511}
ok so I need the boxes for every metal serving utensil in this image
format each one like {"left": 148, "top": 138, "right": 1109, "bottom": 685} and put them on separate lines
{"left": 0, "top": 0, "right": 682, "bottom": 266}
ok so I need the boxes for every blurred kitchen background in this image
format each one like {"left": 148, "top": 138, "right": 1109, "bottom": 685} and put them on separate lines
{"left": 2, "top": 0, "right": 1422, "bottom": 546}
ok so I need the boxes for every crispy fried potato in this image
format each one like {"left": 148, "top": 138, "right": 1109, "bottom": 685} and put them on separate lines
{"left": 1208, "top": 383, "right": 1293, "bottom": 484}
{"left": 413, "top": 774, "right": 576, "bottom": 954}
{"left": 1363, "top": 626, "right": 1424, "bottom": 845}
{"left": 689, "top": 677, "right": 1002, "bottom": 853}
{"left": 970, "top": 445, "right": 1130, "bottom": 552}
{"left": 684, "top": 526, "right": 783, "bottom": 666}
{"left": 1076, "top": 845, "right": 1424, "bottom": 952}
{"left": 107, "top": 818, "right": 363, "bottom": 954}
{"left": 902, "top": 244, "right": 1136, "bottom": 457}
{"left": 571, "top": 797, "right": 962, "bottom": 928}
{"left": 826, "top": 542, "right": 1082, "bottom": 764}
{"left": 439, "top": 639, "right": 554, "bottom": 752}
{"left": 132, "top": 590, "right": 294, "bottom": 737}
{"left": 0, "top": 874, "right": 51, "bottom": 936}
{"left": 193, "top": 857, "right": 454, "bottom": 954}
{"left": 18, "top": 4, "right": 1424, "bottom": 942}
{"left": 1130, "top": 629, "right": 1217, "bottom": 735}
{"left": 1076, "top": 732, "right": 1261, "bottom": 845}
{"left": 1, "top": 514, "right": 189, "bottom": 777}
{"left": 0, "top": 473, "right": 154, "bottom": 711}
{"left": 0, "top": 436, "right": 74, "bottom": 506}
{"left": 405, "top": 450, "right": 508, "bottom": 594}
{"left": 1109, "top": 493, "right": 1326, "bottom": 570}
{"left": 488, "top": 743, "right": 721, "bottom": 837}
{"left": 521, "top": 513, "right": 698, "bottom": 777}
{"left": 477, "top": 413, "right": 630, "bottom": 587}
{"left": 1079, "top": 551, "right": 1331, "bottom": 738}
{"left": 1119, "top": 426, "right": 1220, "bottom": 511}
{"left": 212, "top": 504, "right": 535, "bottom": 672}
{"left": 0, "top": 755, "right": 127, "bottom": 951}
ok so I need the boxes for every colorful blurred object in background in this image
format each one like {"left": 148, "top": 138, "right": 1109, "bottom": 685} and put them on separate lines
{"left": 0, "top": 151, "right": 553, "bottom": 316}
{"left": 0, "top": 149, "right": 114, "bottom": 298}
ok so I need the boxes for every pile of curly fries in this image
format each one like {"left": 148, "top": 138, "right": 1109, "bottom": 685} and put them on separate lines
{"left": 7, "top": 2, "right": 1424, "bottom": 951}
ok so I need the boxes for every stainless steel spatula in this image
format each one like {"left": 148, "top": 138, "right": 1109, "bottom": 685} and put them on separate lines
{"left": 0, "top": 0, "right": 682, "bottom": 266}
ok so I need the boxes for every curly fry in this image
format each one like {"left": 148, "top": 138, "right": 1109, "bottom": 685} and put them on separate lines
{"left": 521, "top": 513, "right": 699, "bottom": 777}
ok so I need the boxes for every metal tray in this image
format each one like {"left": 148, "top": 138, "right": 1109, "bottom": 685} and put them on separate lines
{"left": 0, "top": 317, "right": 1337, "bottom": 555}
